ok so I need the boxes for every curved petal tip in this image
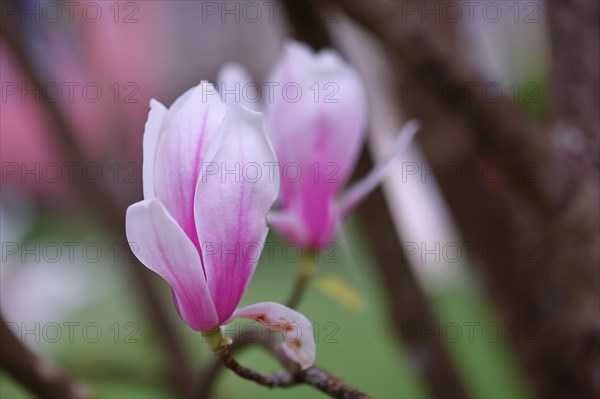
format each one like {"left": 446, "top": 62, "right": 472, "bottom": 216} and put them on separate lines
{"left": 230, "top": 301, "right": 316, "bottom": 369}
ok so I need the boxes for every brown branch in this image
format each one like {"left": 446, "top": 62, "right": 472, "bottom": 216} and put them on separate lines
{"left": 268, "top": 341, "right": 370, "bottom": 399}
{"left": 298, "top": 368, "right": 370, "bottom": 399}
{"left": 189, "top": 327, "right": 370, "bottom": 399}
{"left": 0, "top": 17, "right": 193, "bottom": 395}
{"left": 0, "top": 314, "right": 94, "bottom": 399}
{"left": 281, "top": 0, "right": 332, "bottom": 51}
{"left": 215, "top": 346, "right": 297, "bottom": 387}
{"left": 214, "top": 345, "right": 370, "bottom": 399}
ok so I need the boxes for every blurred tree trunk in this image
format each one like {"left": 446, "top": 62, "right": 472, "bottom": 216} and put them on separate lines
{"left": 336, "top": 1, "right": 600, "bottom": 397}
{"left": 0, "top": 314, "right": 93, "bottom": 398}
{"left": 354, "top": 151, "right": 470, "bottom": 398}
{"left": 547, "top": 0, "right": 600, "bottom": 168}
{"left": 282, "top": 1, "right": 470, "bottom": 397}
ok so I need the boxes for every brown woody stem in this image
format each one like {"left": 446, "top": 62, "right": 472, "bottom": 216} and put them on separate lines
{"left": 197, "top": 327, "right": 370, "bottom": 399}
{"left": 286, "top": 252, "right": 317, "bottom": 309}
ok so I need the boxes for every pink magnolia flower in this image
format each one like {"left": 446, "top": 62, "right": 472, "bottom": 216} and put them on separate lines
{"left": 125, "top": 82, "right": 315, "bottom": 368}
{"left": 219, "top": 41, "right": 418, "bottom": 250}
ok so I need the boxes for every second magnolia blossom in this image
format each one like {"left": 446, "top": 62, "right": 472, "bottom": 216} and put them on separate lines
{"left": 125, "top": 82, "right": 315, "bottom": 368}
{"left": 220, "top": 41, "right": 418, "bottom": 250}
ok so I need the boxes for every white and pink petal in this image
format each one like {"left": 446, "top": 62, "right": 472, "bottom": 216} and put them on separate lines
{"left": 194, "top": 105, "right": 280, "bottom": 324}
{"left": 153, "top": 81, "right": 228, "bottom": 247}
{"left": 338, "top": 120, "right": 420, "bottom": 219}
{"left": 125, "top": 198, "right": 218, "bottom": 331}
{"left": 142, "top": 99, "right": 167, "bottom": 200}
{"left": 229, "top": 302, "right": 316, "bottom": 370}
{"left": 217, "top": 63, "right": 259, "bottom": 110}
{"left": 265, "top": 41, "right": 367, "bottom": 249}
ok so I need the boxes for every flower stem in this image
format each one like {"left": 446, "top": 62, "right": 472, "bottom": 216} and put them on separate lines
{"left": 216, "top": 345, "right": 298, "bottom": 387}
{"left": 201, "top": 326, "right": 232, "bottom": 355}
{"left": 286, "top": 252, "right": 316, "bottom": 308}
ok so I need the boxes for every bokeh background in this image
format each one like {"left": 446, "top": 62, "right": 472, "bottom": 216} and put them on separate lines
{"left": 1, "top": 1, "right": 598, "bottom": 398}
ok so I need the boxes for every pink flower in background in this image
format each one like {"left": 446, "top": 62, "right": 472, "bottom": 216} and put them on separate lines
{"left": 0, "top": 41, "right": 72, "bottom": 201}
{"left": 2, "top": 1, "right": 282, "bottom": 204}
{"left": 126, "top": 82, "right": 315, "bottom": 368}
{"left": 261, "top": 41, "right": 419, "bottom": 250}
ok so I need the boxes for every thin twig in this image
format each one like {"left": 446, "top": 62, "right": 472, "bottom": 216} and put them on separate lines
{"left": 215, "top": 344, "right": 371, "bottom": 399}
{"left": 216, "top": 346, "right": 297, "bottom": 387}
{"left": 189, "top": 327, "right": 370, "bottom": 399}
{"left": 298, "top": 368, "right": 370, "bottom": 399}
{"left": 285, "top": 254, "right": 316, "bottom": 308}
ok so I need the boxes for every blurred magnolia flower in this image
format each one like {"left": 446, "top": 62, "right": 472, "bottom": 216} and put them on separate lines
{"left": 219, "top": 41, "right": 418, "bottom": 250}
{"left": 125, "top": 82, "right": 315, "bottom": 368}
{"left": 2, "top": 0, "right": 282, "bottom": 204}
{"left": 0, "top": 42, "right": 71, "bottom": 201}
